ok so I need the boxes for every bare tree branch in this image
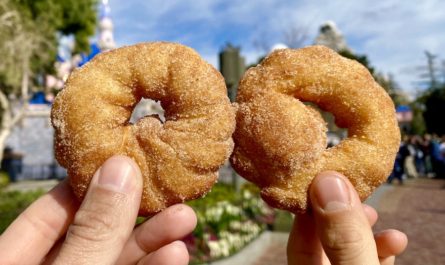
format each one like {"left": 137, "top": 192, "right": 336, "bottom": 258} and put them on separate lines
{"left": 282, "top": 26, "right": 309, "bottom": 48}
{"left": 252, "top": 29, "right": 272, "bottom": 54}
{"left": 252, "top": 24, "right": 310, "bottom": 57}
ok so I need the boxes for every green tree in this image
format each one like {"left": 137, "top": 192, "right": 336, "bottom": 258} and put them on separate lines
{"left": 1, "top": 0, "right": 97, "bottom": 92}
{"left": 420, "top": 86, "right": 445, "bottom": 135}
{"left": 0, "top": 0, "right": 97, "bottom": 163}
{"left": 15, "top": 0, "right": 97, "bottom": 52}
{"left": 338, "top": 49, "right": 375, "bottom": 75}
{"left": 410, "top": 51, "right": 445, "bottom": 135}
{"left": 409, "top": 101, "right": 426, "bottom": 135}
{"left": 374, "top": 73, "right": 409, "bottom": 106}
{"left": 338, "top": 49, "right": 410, "bottom": 107}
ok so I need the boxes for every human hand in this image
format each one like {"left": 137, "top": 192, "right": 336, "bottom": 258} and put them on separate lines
{"left": 0, "top": 155, "right": 197, "bottom": 265}
{"left": 287, "top": 171, "right": 408, "bottom": 265}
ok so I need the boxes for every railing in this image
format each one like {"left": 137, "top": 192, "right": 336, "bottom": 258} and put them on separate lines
{"left": 15, "top": 164, "right": 67, "bottom": 181}
{"left": 8, "top": 162, "right": 238, "bottom": 183}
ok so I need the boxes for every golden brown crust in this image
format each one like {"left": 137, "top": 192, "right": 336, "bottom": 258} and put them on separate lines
{"left": 51, "top": 42, "right": 236, "bottom": 215}
{"left": 230, "top": 45, "right": 400, "bottom": 213}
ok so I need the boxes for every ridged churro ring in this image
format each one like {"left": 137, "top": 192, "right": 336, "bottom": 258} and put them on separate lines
{"left": 231, "top": 45, "right": 400, "bottom": 212}
{"left": 52, "top": 42, "right": 236, "bottom": 215}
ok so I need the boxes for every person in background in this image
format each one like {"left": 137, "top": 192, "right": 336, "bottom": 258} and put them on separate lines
{"left": 412, "top": 135, "right": 426, "bottom": 177}
{"left": 440, "top": 135, "right": 445, "bottom": 160}
{"left": 431, "top": 134, "right": 444, "bottom": 179}
{"left": 422, "top": 134, "right": 435, "bottom": 178}
{"left": 388, "top": 140, "right": 409, "bottom": 184}
{"left": 404, "top": 135, "right": 419, "bottom": 178}
{"left": 1, "top": 147, "right": 22, "bottom": 182}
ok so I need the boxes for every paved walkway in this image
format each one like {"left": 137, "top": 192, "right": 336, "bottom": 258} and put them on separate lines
{"left": 214, "top": 178, "right": 445, "bottom": 265}
{"left": 373, "top": 178, "right": 445, "bottom": 265}
{"left": 210, "top": 232, "right": 288, "bottom": 265}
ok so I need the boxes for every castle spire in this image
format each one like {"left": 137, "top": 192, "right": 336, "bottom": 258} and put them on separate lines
{"left": 315, "top": 21, "right": 350, "bottom": 52}
{"left": 98, "top": 0, "right": 116, "bottom": 51}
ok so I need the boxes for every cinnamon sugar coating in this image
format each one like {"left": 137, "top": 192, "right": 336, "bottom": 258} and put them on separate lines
{"left": 51, "top": 42, "right": 236, "bottom": 215}
{"left": 231, "top": 46, "right": 400, "bottom": 213}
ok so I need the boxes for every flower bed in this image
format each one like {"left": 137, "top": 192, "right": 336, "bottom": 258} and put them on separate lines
{"left": 185, "top": 183, "right": 276, "bottom": 264}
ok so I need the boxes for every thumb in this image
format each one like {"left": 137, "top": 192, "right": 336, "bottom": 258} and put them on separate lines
{"left": 54, "top": 156, "right": 142, "bottom": 265}
{"left": 310, "top": 171, "right": 379, "bottom": 265}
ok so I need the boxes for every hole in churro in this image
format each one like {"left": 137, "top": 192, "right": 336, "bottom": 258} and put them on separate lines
{"left": 302, "top": 101, "right": 347, "bottom": 148}
{"left": 130, "top": 98, "right": 165, "bottom": 124}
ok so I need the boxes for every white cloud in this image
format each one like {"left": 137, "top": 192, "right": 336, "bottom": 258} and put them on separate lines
{"left": 282, "top": 0, "right": 445, "bottom": 94}
{"left": 107, "top": 0, "right": 445, "bottom": 96}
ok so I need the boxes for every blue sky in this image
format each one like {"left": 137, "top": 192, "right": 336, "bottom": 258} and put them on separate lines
{"left": 105, "top": 0, "right": 445, "bottom": 97}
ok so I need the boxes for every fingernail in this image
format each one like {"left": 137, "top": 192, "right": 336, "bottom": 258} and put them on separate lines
{"left": 98, "top": 156, "right": 138, "bottom": 193}
{"left": 313, "top": 172, "right": 350, "bottom": 212}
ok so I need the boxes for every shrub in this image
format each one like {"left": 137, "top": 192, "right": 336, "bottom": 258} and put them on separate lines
{"left": 0, "top": 172, "right": 9, "bottom": 189}
{"left": 0, "top": 189, "right": 44, "bottom": 233}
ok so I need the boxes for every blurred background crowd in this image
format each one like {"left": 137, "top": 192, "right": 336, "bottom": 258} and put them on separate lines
{"left": 389, "top": 134, "right": 445, "bottom": 184}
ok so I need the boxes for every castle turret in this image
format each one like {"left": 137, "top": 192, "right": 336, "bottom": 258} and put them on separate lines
{"left": 315, "top": 21, "right": 350, "bottom": 52}
{"left": 99, "top": 0, "right": 116, "bottom": 51}
{"left": 219, "top": 43, "right": 246, "bottom": 102}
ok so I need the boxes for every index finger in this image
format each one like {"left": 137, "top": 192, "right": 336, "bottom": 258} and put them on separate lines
{"left": 0, "top": 180, "right": 79, "bottom": 265}
{"left": 287, "top": 213, "right": 330, "bottom": 265}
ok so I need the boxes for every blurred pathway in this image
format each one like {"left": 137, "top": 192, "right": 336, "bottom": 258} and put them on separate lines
{"left": 373, "top": 178, "right": 445, "bottom": 265}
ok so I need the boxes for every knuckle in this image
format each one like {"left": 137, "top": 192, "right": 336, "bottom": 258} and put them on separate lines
{"left": 67, "top": 188, "right": 128, "bottom": 243}
{"left": 69, "top": 208, "right": 115, "bottom": 243}
{"left": 322, "top": 220, "right": 367, "bottom": 257}
{"left": 22, "top": 210, "right": 59, "bottom": 241}
{"left": 68, "top": 222, "right": 109, "bottom": 244}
